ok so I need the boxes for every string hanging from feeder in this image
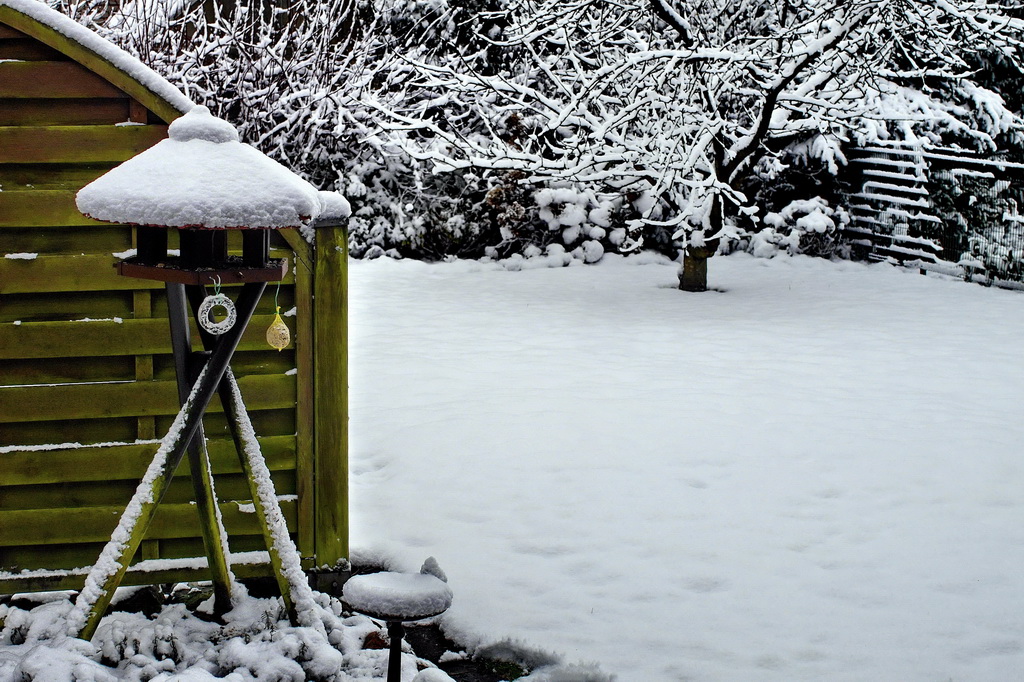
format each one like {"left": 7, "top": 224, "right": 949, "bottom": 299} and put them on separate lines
{"left": 266, "top": 282, "right": 290, "bottom": 351}
{"left": 198, "top": 277, "right": 237, "bottom": 336}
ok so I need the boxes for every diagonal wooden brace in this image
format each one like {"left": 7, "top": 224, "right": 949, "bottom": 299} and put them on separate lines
{"left": 184, "top": 286, "right": 299, "bottom": 624}
{"left": 72, "top": 282, "right": 267, "bottom": 641}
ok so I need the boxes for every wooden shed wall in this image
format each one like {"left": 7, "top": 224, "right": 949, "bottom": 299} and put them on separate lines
{"left": 0, "top": 20, "right": 321, "bottom": 592}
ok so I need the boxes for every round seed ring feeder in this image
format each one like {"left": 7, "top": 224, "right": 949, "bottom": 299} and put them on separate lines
{"left": 197, "top": 290, "right": 236, "bottom": 335}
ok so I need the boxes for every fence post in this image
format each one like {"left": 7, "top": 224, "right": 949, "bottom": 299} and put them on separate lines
{"left": 313, "top": 219, "right": 349, "bottom": 567}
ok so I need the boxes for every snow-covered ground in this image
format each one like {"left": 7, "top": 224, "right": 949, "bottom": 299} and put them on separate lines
{"left": 2, "top": 253, "right": 1021, "bottom": 681}
{"left": 349, "top": 253, "right": 1024, "bottom": 681}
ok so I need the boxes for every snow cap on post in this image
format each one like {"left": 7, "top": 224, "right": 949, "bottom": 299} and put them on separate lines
{"left": 76, "top": 106, "right": 322, "bottom": 230}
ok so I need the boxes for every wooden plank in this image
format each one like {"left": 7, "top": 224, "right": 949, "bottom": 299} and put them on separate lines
{"left": 0, "top": 61, "right": 125, "bottom": 98}
{"left": 0, "top": 189, "right": 110, "bottom": 227}
{"left": 0, "top": 416, "right": 138, "bottom": 449}
{"left": 0, "top": 471, "right": 297, "bottom": 516}
{"left": 0, "top": 125, "right": 168, "bottom": 164}
{"left": 0, "top": 253, "right": 161, "bottom": 294}
{"left": 313, "top": 223, "right": 348, "bottom": 567}
{"left": 0, "top": 543, "right": 108, "bottom": 573}
{"left": 0, "top": 556, "right": 277, "bottom": 595}
{"left": 183, "top": 406, "right": 297, "bottom": 441}
{"left": 0, "top": 314, "right": 295, "bottom": 360}
{"left": 0, "top": 498, "right": 298, "bottom": 546}
{"left": 0, "top": 163, "right": 116, "bottom": 191}
{"left": 0, "top": 290, "right": 134, "bottom": 324}
{"left": 0, "top": 373, "right": 296, "bottom": 423}
{"left": 0, "top": 252, "right": 294, "bottom": 294}
{"left": 0, "top": 38, "right": 65, "bottom": 61}
{"left": 159, "top": 535, "right": 272, "bottom": 562}
{"left": 1, "top": 356, "right": 133, "bottom": 387}
{"left": 0, "top": 475, "right": 296, "bottom": 517}
{"left": 152, "top": 350, "right": 297, "bottom": 383}
{"left": 0, "top": 315, "right": 294, "bottom": 360}
{"left": 0, "top": 24, "right": 24, "bottom": 39}
{"left": 0, "top": 99, "right": 130, "bottom": 126}
{"left": 0, "top": 436, "right": 296, "bottom": 486}
{"left": 1, "top": 408, "right": 298, "bottom": 451}
{"left": 0, "top": 225, "right": 131, "bottom": 256}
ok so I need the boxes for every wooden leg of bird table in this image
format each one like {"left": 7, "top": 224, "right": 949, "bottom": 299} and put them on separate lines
{"left": 184, "top": 286, "right": 299, "bottom": 624}
{"left": 217, "top": 369, "right": 299, "bottom": 625}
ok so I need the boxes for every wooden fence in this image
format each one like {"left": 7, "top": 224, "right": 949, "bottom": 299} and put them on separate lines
{"left": 845, "top": 141, "right": 1024, "bottom": 284}
{"left": 0, "top": 4, "right": 347, "bottom": 594}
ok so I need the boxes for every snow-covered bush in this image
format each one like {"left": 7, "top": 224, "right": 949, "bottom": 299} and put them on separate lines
{"left": 49, "top": 0, "right": 515, "bottom": 260}
{"left": 740, "top": 197, "right": 850, "bottom": 259}
{"left": 51, "top": 0, "right": 1023, "bottom": 273}
{"left": 368, "top": 0, "right": 1024, "bottom": 288}
{"left": 0, "top": 588, "right": 454, "bottom": 682}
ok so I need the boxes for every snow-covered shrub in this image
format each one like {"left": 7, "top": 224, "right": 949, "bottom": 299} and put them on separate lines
{"left": 53, "top": 0, "right": 1023, "bottom": 272}
{"left": 0, "top": 589, "right": 452, "bottom": 682}
{"left": 734, "top": 197, "right": 850, "bottom": 259}
{"left": 963, "top": 227, "right": 1024, "bottom": 282}
{"left": 367, "top": 0, "right": 1024, "bottom": 290}
{"left": 48, "top": 0, "right": 512, "bottom": 260}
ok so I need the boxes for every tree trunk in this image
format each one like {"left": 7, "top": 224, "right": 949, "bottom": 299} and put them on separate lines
{"left": 679, "top": 246, "right": 712, "bottom": 292}
{"left": 678, "top": 195, "right": 723, "bottom": 293}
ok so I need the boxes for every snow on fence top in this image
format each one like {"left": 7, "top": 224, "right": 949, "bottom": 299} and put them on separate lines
{"left": 77, "top": 106, "right": 331, "bottom": 230}
{"left": 0, "top": 0, "right": 194, "bottom": 116}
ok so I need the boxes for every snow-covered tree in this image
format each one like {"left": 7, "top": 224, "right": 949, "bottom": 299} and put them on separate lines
{"left": 57, "top": 0, "right": 363, "bottom": 189}
{"left": 372, "top": 0, "right": 1024, "bottom": 290}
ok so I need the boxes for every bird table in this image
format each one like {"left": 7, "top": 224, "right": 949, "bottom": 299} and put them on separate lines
{"left": 69, "top": 106, "right": 327, "bottom": 640}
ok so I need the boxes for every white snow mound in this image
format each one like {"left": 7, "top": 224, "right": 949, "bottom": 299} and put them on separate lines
{"left": 167, "top": 105, "right": 238, "bottom": 143}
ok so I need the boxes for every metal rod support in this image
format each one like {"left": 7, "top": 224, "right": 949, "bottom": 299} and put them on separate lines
{"left": 387, "top": 621, "right": 405, "bottom": 682}
{"left": 166, "top": 283, "right": 235, "bottom": 615}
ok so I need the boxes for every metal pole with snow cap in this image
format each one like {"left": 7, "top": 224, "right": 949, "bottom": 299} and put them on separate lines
{"left": 69, "top": 105, "right": 343, "bottom": 641}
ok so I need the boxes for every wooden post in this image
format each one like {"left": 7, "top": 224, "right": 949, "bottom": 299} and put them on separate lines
{"left": 313, "top": 220, "right": 348, "bottom": 567}
{"left": 290, "top": 242, "right": 316, "bottom": 562}
{"left": 217, "top": 372, "right": 298, "bottom": 624}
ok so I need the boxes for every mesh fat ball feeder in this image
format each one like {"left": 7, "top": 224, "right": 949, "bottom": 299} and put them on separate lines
{"left": 70, "top": 106, "right": 329, "bottom": 641}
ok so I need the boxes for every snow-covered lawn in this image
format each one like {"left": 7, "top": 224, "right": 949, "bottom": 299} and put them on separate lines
{"left": 349, "top": 253, "right": 1024, "bottom": 681}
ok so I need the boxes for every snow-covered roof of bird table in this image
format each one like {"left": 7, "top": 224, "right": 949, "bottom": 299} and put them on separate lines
{"left": 76, "top": 106, "right": 331, "bottom": 231}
